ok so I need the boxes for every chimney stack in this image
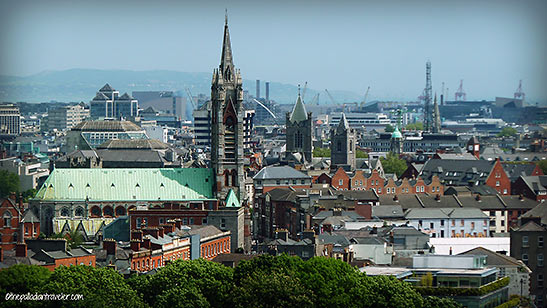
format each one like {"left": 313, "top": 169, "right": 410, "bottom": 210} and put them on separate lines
{"left": 130, "top": 239, "right": 141, "bottom": 252}
{"left": 103, "top": 238, "right": 116, "bottom": 255}
{"left": 174, "top": 219, "right": 182, "bottom": 230}
{"left": 265, "top": 82, "right": 270, "bottom": 101}
{"left": 256, "top": 80, "right": 261, "bottom": 99}
{"left": 131, "top": 230, "right": 143, "bottom": 241}
{"left": 15, "top": 243, "right": 27, "bottom": 258}
{"left": 143, "top": 237, "right": 151, "bottom": 249}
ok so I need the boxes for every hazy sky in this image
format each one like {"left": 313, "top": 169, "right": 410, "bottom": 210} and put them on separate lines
{"left": 1, "top": 0, "right": 546, "bottom": 103}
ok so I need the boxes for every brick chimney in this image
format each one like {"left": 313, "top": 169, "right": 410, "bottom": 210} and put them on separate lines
{"left": 130, "top": 239, "right": 141, "bottom": 252}
{"left": 174, "top": 219, "right": 182, "bottom": 230}
{"left": 143, "top": 237, "right": 151, "bottom": 249}
{"left": 157, "top": 227, "right": 164, "bottom": 238}
{"left": 161, "top": 224, "right": 174, "bottom": 234}
{"left": 16, "top": 243, "right": 27, "bottom": 258}
{"left": 131, "top": 230, "right": 143, "bottom": 241}
{"left": 103, "top": 239, "right": 116, "bottom": 255}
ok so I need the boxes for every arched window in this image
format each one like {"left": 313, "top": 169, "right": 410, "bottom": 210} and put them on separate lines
{"left": 224, "top": 116, "right": 236, "bottom": 159}
{"left": 75, "top": 206, "right": 84, "bottom": 217}
{"left": 350, "top": 141, "right": 353, "bottom": 152}
{"left": 90, "top": 206, "right": 102, "bottom": 217}
{"left": 115, "top": 206, "right": 126, "bottom": 217}
{"left": 295, "top": 131, "right": 303, "bottom": 148}
{"left": 60, "top": 207, "right": 70, "bottom": 217}
{"left": 337, "top": 141, "right": 342, "bottom": 152}
{"left": 103, "top": 206, "right": 114, "bottom": 217}
{"left": 224, "top": 170, "right": 230, "bottom": 187}
{"left": 231, "top": 170, "right": 237, "bottom": 188}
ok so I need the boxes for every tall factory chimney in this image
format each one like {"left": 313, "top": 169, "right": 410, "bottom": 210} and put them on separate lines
{"left": 256, "top": 80, "right": 261, "bottom": 99}
{"left": 265, "top": 82, "right": 270, "bottom": 101}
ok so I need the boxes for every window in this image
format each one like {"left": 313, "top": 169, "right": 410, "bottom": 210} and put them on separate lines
{"left": 440, "top": 220, "right": 445, "bottom": 226}
{"left": 378, "top": 188, "right": 381, "bottom": 193}
{"left": 538, "top": 274, "right": 544, "bottom": 288}
{"left": 203, "top": 218, "right": 207, "bottom": 224}
{"left": 292, "top": 180, "right": 296, "bottom": 185}
{"left": 25, "top": 226, "right": 29, "bottom": 235}
{"left": 496, "top": 181, "right": 500, "bottom": 187}
{"left": 430, "top": 222, "right": 434, "bottom": 229}
{"left": 471, "top": 222, "right": 475, "bottom": 229}
{"left": 452, "top": 220, "right": 455, "bottom": 226}
{"left": 136, "top": 218, "right": 142, "bottom": 229}
{"left": 339, "top": 179, "right": 343, "bottom": 186}
{"left": 538, "top": 254, "right": 544, "bottom": 267}
{"left": 501, "top": 220, "right": 505, "bottom": 226}
{"left": 503, "top": 189, "right": 507, "bottom": 194}
{"left": 522, "top": 236, "right": 529, "bottom": 247}
{"left": 221, "top": 218, "right": 226, "bottom": 229}
{"left": 376, "top": 180, "right": 379, "bottom": 185}
{"left": 484, "top": 219, "right": 487, "bottom": 226}
{"left": 490, "top": 211, "right": 495, "bottom": 217}
{"left": 189, "top": 218, "right": 194, "bottom": 224}
{"left": 159, "top": 218, "right": 165, "bottom": 225}
{"left": 539, "top": 236, "right": 544, "bottom": 248}
{"left": 440, "top": 230, "right": 444, "bottom": 237}
{"left": 301, "top": 180, "right": 305, "bottom": 184}
{"left": 418, "top": 220, "right": 423, "bottom": 226}
{"left": 522, "top": 254, "right": 528, "bottom": 265}
{"left": 276, "top": 180, "right": 280, "bottom": 185}
{"left": 460, "top": 219, "right": 464, "bottom": 226}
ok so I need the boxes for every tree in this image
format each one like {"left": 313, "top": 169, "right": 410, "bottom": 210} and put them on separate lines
{"left": 420, "top": 272, "right": 433, "bottom": 287}
{"left": 313, "top": 147, "right": 331, "bottom": 157}
{"left": 536, "top": 160, "right": 547, "bottom": 175}
{"left": 380, "top": 153, "right": 408, "bottom": 177}
{"left": 50, "top": 229, "right": 84, "bottom": 250}
{"left": 0, "top": 170, "right": 20, "bottom": 198}
{"left": 131, "top": 259, "right": 234, "bottom": 308}
{"left": 0, "top": 264, "right": 51, "bottom": 308}
{"left": 40, "top": 265, "right": 146, "bottom": 308}
{"left": 22, "top": 189, "right": 37, "bottom": 202}
{"left": 385, "top": 124, "right": 395, "bottom": 133}
{"left": 497, "top": 126, "right": 518, "bottom": 137}
{"left": 356, "top": 149, "right": 368, "bottom": 158}
{"left": 405, "top": 122, "right": 423, "bottom": 131}
{"left": 423, "top": 296, "right": 463, "bottom": 308}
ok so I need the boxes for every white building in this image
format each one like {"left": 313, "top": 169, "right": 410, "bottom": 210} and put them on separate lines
{"left": 0, "top": 104, "right": 21, "bottom": 137}
{"left": 406, "top": 207, "right": 489, "bottom": 238}
{"left": 0, "top": 157, "right": 50, "bottom": 191}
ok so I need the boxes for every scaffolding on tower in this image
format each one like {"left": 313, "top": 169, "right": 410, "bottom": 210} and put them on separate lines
{"left": 423, "top": 61, "right": 433, "bottom": 132}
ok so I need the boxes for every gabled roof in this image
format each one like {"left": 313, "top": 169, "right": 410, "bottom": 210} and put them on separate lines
{"left": 520, "top": 202, "right": 547, "bottom": 225}
{"left": 253, "top": 166, "right": 311, "bottom": 180}
{"left": 118, "top": 92, "right": 134, "bottom": 100}
{"left": 34, "top": 168, "right": 215, "bottom": 202}
{"left": 502, "top": 163, "right": 540, "bottom": 182}
{"left": 225, "top": 189, "right": 240, "bottom": 207}
{"left": 405, "top": 208, "right": 449, "bottom": 219}
{"left": 519, "top": 175, "right": 547, "bottom": 194}
{"left": 99, "top": 83, "right": 115, "bottom": 92}
{"left": 289, "top": 92, "right": 308, "bottom": 123}
{"left": 516, "top": 220, "right": 547, "bottom": 232}
{"left": 21, "top": 210, "right": 38, "bottom": 223}
{"left": 420, "top": 159, "right": 495, "bottom": 186}
{"left": 459, "top": 247, "right": 524, "bottom": 267}
{"left": 93, "top": 92, "right": 110, "bottom": 100}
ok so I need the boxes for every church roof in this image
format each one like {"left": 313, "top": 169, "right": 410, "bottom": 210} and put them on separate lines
{"left": 391, "top": 127, "right": 402, "bottom": 139}
{"left": 72, "top": 120, "right": 142, "bottom": 132}
{"left": 34, "top": 168, "right": 215, "bottom": 202}
{"left": 289, "top": 92, "right": 308, "bottom": 123}
{"left": 336, "top": 113, "right": 350, "bottom": 133}
{"left": 225, "top": 189, "right": 240, "bottom": 207}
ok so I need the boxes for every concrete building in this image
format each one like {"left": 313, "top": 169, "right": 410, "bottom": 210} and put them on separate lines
{"left": 0, "top": 104, "right": 21, "bottom": 138}
{"left": 90, "top": 84, "right": 138, "bottom": 119}
{"left": 361, "top": 132, "right": 465, "bottom": 153}
{"left": 405, "top": 207, "right": 489, "bottom": 238}
{"left": 0, "top": 157, "right": 49, "bottom": 191}
{"left": 132, "top": 91, "right": 186, "bottom": 120}
{"left": 43, "top": 103, "right": 89, "bottom": 132}
{"left": 243, "top": 109, "right": 255, "bottom": 151}
{"left": 193, "top": 101, "right": 211, "bottom": 149}
{"left": 329, "top": 112, "right": 391, "bottom": 131}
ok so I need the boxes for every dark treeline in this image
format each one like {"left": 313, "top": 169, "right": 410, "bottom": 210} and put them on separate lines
{"left": 0, "top": 255, "right": 462, "bottom": 308}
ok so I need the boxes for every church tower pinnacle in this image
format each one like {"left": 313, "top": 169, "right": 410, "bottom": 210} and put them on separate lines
{"left": 211, "top": 14, "right": 245, "bottom": 204}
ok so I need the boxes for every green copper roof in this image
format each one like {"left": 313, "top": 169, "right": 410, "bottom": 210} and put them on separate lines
{"left": 225, "top": 189, "right": 240, "bottom": 207}
{"left": 391, "top": 127, "right": 402, "bottom": 139}
{"left": 289, "top": 93, "right": 308, "bottom": 123}
{"left": 34, "top": 168, "right": 215, "bottom": 202}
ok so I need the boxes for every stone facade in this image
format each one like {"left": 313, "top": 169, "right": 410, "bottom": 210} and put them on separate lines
{"left": 210, "top": 17, "right": 246, "bottom": 203}
{"left": 285, "top": 92, "right": 313, "bottom": 162}
{"left": 330, "top": 113, "right": 356, "bottom": 170}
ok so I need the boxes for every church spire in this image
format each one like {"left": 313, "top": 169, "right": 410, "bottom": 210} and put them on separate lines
{"left": 220, "top": 11, "right": 234, "bottom": 81}
{"left": 289, "top": 85, "right": 308, "bottom": 123}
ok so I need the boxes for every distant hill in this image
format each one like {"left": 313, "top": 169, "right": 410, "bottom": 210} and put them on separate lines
{"left": 0, "top": 69, "right": 361, "bottom": 105}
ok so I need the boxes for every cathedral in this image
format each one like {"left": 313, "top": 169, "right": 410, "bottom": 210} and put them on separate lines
{"left": 285, "top": 88, "right": 313, "bottom": 162}
{"left": 210, "top": 14, "right": 246, "bottom": 204}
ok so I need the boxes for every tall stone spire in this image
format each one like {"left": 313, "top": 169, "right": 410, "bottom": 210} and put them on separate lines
{"left": 289, "top": 85, "right": 308, "bottom": 123}
{"left": 219, "top": 11, "right": 234, "bottom": 81}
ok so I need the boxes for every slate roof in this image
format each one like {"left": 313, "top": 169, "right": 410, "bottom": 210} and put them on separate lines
{"left": 519, "top": 175, "right": 547, "bottom": 195}
{"left": 435, "top": 153, "right": 477, "bottom": 160}
{"left": 516, "top": 220, "right": 547, "bottom": 232}
{"left": 34, "top": 168, "right": 215, "bottom": 202}
{"left": 21, "top": 210, "right": 39, "bottom": 223}
{"left": 174, "top": 225, "right": 229, "bottom": 241}
{"left": 500, "top": 195, "right": 540, "bottom": 210}
{"left": 372, "top": 205, "right": 404, "bottom": 218}
{"left": 405, "top": 207, "right": 487, "bottom": 219}
{"left": 502, "top": 163, "right": 540, "bottom": 182}
{"left": 253, "top": 166, "right": 311, "bottom": 180}
{"left": 289, "top": 93, "right": 308, "bottom": 123}
{"left": 405, "top": 208, "right": 449, "bottom": 219}
{"left": 520, "top": 202, "right": 547, "bottom": 225}
{"left": 97, "top": 139, "right": 170, "bottom": 150}
{"left": 455, "top": 195, "right": 506, "bottom": 210}
{"left": 459, "top": 247, "right": 525, "bottom": 267}
{"left": 337, "top": 190, "right": 378, "bottom": 201}
{"left": 72, "top": 121, "right": 142, "bottom": 132}
{"left": 420, "top": 159, "right": 495, "bottom": 186}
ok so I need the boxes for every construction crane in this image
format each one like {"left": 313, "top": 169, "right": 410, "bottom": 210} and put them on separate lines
{"left": 360, "top": 86, "right": 371, "bottom": 108}
{"left": 308, "top": 93, "right": 320, "bottom": 106}
{"left": 514, "top": 80, "right": 525, "bottom": 100}
{"left": 302, "top": 81, "right": 308, "bottom": 101}
{"left": 454, "top": 79, "right": 466, "bottom": 101}
{"left": 185, "top": 88, "right": 197, "bottom": 109}
{"left": 324, "top": 89, "right": 337, "bottom": 106}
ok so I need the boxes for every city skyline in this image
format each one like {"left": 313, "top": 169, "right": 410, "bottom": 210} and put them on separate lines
{"left": 1, "top": 0, "right": 546, "bottom": 103}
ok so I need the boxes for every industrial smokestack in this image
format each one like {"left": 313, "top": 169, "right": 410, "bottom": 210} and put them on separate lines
{"left": 256, "top": 80, "right": 260, "bottom": 99}
{"left": 265, "top": 82, "right": 270, "bottom": 101}
{"left": 440, "top": 94, "right": 444, "bottom": 106}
